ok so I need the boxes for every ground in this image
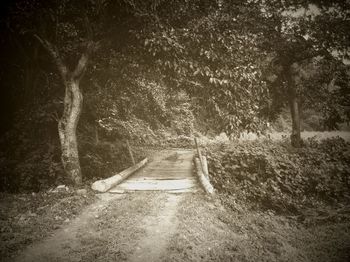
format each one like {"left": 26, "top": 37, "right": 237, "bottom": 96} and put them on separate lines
{"left": 1, "top": 148, "right": 350, "bottom": 262}
{"left": 2, "top": 191, "right": 349, "bottom": 262}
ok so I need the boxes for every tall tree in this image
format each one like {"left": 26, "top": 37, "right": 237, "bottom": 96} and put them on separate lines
{"left": 257, "top": 0, "right": 350, "bottom": 146}
{"left": 6, "top": 0, "right": 110, "bottom": 184}
{"left": 34, "top": 37, "right": 95, "bottom": 185}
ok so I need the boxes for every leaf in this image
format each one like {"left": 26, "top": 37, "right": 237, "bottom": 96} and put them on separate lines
{"left": 193, "top": 69, "right": 200, "bottom": 76}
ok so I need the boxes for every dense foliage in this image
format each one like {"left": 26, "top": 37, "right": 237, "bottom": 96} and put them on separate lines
{"left": 0, "top": 0, "right": 349, "bottom": 190}
{"left": 141, "top": 0, "right": 270, "bottom": 135}
{"left": 207, "top": 138, "right": 350, "bottom": 214}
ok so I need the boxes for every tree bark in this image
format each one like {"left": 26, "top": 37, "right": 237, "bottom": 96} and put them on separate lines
{"left": 286, "top": 65, "right": 303, "bottom": 148}
{"left": 58, "top": 79, "right": 83, "bottom": 185}
{"left": 35, "top": 35, "right": 93, "bottom": 185}
{"left": 288, "top": 88, "right": 302, "bottom": 147}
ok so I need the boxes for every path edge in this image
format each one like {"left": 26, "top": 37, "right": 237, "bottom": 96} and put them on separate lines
{"left": 91, "top": 158, "right": 148, "bottom": 192}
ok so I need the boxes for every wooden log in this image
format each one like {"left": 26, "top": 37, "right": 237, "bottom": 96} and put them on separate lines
{"left": 194, "top": 157, "right": 214, "bottom": 194}
{"left": 201, "top": 156, "right": 209, "bottom": 180}
{"left": 194, "top": 138, "right": 209, "bottom": 179}
{"left": 194, "top": 137, "right": 202, "bottom": 160}
{"left": 91, "top": 158, "right": 148, "bottom": 192}
{"left": 194, "top": 138, "right": 204, "bottom": 170}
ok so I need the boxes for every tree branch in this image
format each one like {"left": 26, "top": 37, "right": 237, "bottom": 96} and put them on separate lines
{"left": 71, "top": 41, "right": 95, "bottom": 80}
{"left": 127, "top": 0, "right": 160, "bottom": 24}
{"left": 34, "top": 34, "right": 68, "bottom": 82}
{"left": 83, "top": 15, "right": 94, "bottom": 41}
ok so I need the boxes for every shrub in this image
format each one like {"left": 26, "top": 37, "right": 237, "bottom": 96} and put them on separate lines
{"left": 207, "top": 138, "right": 350, "bottom": 214}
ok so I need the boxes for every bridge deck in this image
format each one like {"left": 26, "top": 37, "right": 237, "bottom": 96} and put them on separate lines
{"left": 109, "top": 150, "right": 199, "bottom": 193}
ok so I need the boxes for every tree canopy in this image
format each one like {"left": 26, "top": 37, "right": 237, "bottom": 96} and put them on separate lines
{"left": 0, "top": 0, "right": 349, "bottom": 187}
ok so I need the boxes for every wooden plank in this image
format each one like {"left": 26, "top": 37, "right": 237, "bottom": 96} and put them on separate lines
{"left": 125, "top": 178, "right": 196, "bottom": 183}
{"left": 167, "top": 188, "right": 199, "bottom": 193}
{"left": 137, "top": 171, "right": 192, "bottom": 176}
{"left": 128, "top": 176, "right": 195, "bottom": 181}
{"left": 131, "top": 173, "right": 191, "bottom": 180}
{"left": 143, "top": 168, "right": 192, "bottom": 171}
{"left": 107, "top": 149, "right": 199, "bottom": 193}
{"left": 113, "top": 179, "right": 197, "bottom": 191}
{"left": 140, "top": 171, "right": 192, "bottom": 175}
{"left": 108, "top": 189, "right": 125, "bottom": 194}
{"left": 120, "top": 179, "right": 197, "bottom": 185}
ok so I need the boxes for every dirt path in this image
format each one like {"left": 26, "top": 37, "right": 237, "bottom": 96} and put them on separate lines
{"left": 12, "top": 193, "right": 123, "bottom": 262}
{"left": 12, "top": 192, "right": 186, "bottom": 262}
{"left": 9, "top": 191, "right": 350, "bottom": 262}
{"left": 128, "top": 194, "right": 181, "bottom": 262}
{"left": 8, "top": 149, "right": 349, "bottom": 262}
{"left": 11, "top": 149, "right": 195, "bottom": 262}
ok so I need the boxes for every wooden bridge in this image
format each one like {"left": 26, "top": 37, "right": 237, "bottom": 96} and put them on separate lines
{"left": 109, "top": 150, "right": 199, "bottom": 193}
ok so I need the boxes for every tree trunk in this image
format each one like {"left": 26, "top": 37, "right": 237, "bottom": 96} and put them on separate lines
{"left": 286, "top": 64, "right": 303, "bottom": 148}
{"left": 35, "top": 35, "right": 94, "bottom": 185}
{"left": 289, "top": 90, "right": 302, "bottom": 147}
{"left": 58, "top": 79, "right": 83, "bottom": 185}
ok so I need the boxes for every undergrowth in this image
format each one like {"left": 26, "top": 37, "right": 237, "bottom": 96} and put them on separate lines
{"left": 207, "top": 137, "right": 350, "bottom": 215}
